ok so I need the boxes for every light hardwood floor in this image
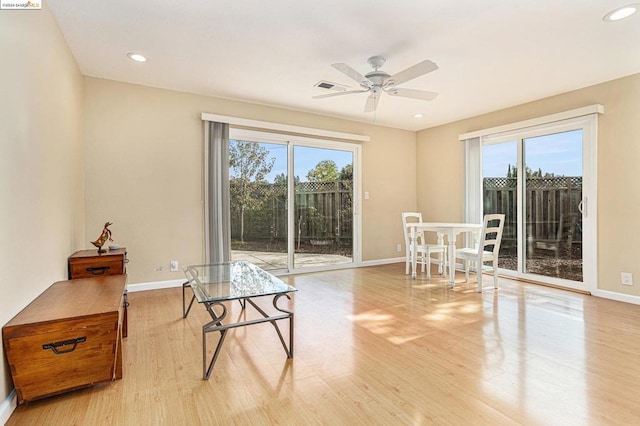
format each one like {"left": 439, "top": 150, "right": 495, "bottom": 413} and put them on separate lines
{"left": 7, "top": 264, "right": 640, "bottom": 425}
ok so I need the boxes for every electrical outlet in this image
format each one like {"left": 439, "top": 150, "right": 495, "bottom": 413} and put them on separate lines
{"left": 396, "top": 244, "right": 402, "bottom": 252}
{"left": 621, "top": 272, "right": 633, "bottom": 285}
{"left": 170, "top": 260, "right": 179, "bottom": 272}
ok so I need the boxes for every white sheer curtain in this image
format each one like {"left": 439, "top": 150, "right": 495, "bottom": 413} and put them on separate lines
{"left": 463, "top": 136, "right": 482, "bottom": 248}
{"left": 205, "top": 121, "right": 231, "bottom": 263}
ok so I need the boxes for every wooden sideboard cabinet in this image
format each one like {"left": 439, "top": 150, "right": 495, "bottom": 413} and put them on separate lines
{"left": 68, "top": 248, "right": 127, "bottom": 279}
{"left": 2, "top": 275, "right": 126, "bottom": 405}
{"left": 68, "top": 248, "right": 129, "bottom": 337}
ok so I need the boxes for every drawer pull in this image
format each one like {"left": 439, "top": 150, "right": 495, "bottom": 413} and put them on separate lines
{"left": 86, "top": 266, "right": 110, "bottom": 275}
{"left": 42, "top": 336, "right": 87, "bottom": 355}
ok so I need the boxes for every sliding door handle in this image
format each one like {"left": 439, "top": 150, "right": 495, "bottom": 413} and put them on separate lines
{"left": 578, "top": 198, "right": 586, "bottom": 217}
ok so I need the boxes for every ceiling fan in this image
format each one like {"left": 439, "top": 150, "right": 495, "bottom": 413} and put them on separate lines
{"left": 313, "top": 55, "right": 439, "bottom": 113}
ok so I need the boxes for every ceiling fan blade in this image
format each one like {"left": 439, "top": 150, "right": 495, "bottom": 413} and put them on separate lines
{"left": 389, "top": 60, "right": 438, "bottom": 86}
{"left": 332, "top": 63, "right": 371, "bottom": 86}
{"left": 364, "top": 92, "right": 381, "bottom": 113}
{"left": 386, "top": 87, "right": 439, "bottom": 101}
{"left": 313, "top": 89, "right": 369, "bottom": 99}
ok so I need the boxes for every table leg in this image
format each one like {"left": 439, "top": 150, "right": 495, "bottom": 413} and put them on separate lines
{"left": 198, "top": 296, "right": 294, "bottom": 380}
{"left": 437, "top": 233, "right": 445, "bottom": 274}
{"left": 448, "top": 231, "right": 457, "bottom": 288}
{"left": 202, "top": 301, "right": 228, "bottom": 379}
{"left": 411, "top": 227, "right": 417, "bottom": 279}
{"left": 182, "top": 281, "right": 196, "bottom": 318}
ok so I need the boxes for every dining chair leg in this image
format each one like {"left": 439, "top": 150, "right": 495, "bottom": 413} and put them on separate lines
{"left": 405, "top": 250, "right": 410, "bottom": 275}
{"left": 493, "top": 259, "right": 498, "bottom": 289}
{"left": 477, "top": 256, "right": 483, "bottom": 292}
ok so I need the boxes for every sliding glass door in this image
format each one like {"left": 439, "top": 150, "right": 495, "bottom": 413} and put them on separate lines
{"left": 483, "top": 131, "right": 583, "bottom": 282}
{"left": 293, "top": 146, "right": 354, "bottom": 269}
{"left": 229, "top": 140, "right": 288, "bottom": 270}
{"left": 474, "top": 115, "right": 596, "bottom": 291}
{"left": 229, "top": 130, "right": 359, "bottom": 273}
{"left": 522, "top": 131, "right": 583, "bottom": 282}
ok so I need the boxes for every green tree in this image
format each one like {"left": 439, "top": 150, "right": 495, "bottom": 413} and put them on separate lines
{"left": 229, "top": 140, "right": 275, "bottom": 243}
{"left": 339, "top": 164, "right": 353, "bottom": 182}
{"left": 274, "top": 173, "right": 300, "bottom": 185}
{"left": 307, "top": 160, "right": 339, "bottom": 182}
{"left": 274, "top": 173, "right": 287, "bottom": 185}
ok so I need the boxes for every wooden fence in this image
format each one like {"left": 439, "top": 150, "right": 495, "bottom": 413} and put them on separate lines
{"left": 484, "top": 176, "right": 582, "bottom": 249}
{"left": 231, "top": 176, "right": 581, "bottom": 251}
{"left": 230, "top": 181, "right": 353, "bottom": 246}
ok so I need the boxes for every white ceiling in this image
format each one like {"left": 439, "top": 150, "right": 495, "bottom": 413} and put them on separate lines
{"left": 48, "top": 0, "right": 640, "bottom": 131}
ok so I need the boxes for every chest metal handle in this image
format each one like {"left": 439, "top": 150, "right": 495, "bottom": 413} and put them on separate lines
{"left": 42, "top": 336, "right": 87, "bottom": 355}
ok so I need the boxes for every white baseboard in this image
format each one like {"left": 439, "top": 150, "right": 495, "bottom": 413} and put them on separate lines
{"left": 591, "top": 289, "right": 640, "bottom": 305}
{"left": 0, "top": 390, "right": 17, "bottom": 425}
{"left": 360, "top": 257, "right": 405, "bottom": 267}
{"left": 127, "top": 279, "right": 184, "bottom": 293}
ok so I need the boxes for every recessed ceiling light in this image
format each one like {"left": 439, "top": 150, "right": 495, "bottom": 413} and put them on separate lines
{"left": 603, "top": 3, "right": 639, "bottom": 21}
{"left": 127, "top": 52, "right": 147, "bottom": 62}
{"left": 413, "top": 113, "right": 424, "bottom": 118}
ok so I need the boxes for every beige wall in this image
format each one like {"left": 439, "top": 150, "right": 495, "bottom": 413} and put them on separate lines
{"left": 83, "top": 78, "right": 417, "bottom": 284}
{"left": 417, "top": 73, "right": 640, "bottom": 296}
{"left": 0, "top": 6, "right": 85, "bottom": 402}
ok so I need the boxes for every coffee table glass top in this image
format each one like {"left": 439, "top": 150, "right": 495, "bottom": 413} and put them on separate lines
{"left": 183, "top": 261, "right": 296, "bottom": 303}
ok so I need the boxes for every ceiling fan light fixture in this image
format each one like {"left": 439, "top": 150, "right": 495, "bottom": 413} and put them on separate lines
{"left": 603, "top": 4, "right": 639, "bottom": 21}
{"left": 413, "top": 113, "right": 424, "bottom": 118}
{"left": 127, "top": 52, "right": 147, "bottom": 62}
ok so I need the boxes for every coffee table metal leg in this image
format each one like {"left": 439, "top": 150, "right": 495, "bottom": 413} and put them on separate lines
{"left": 182, "top": 281, "right": 196, "bottom": 318}
{"left": 203, "top": 301, "right": 228, "bottom": 379}
{"left": 197, "top": 296, "right": 295, "bottom": 380}
{"left": 273, "top": 294, "right": 294, "bottom": 358}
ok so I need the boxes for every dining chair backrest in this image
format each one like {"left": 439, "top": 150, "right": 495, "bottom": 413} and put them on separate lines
{"left": 401, "top": 212, "right": 423, "bottom": 247}
{"left": 479, "top": 214, "right": 505, "bottom": 255}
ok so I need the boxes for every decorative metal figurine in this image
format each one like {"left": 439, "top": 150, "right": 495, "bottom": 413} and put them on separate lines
{"left": 91, "top": 222, "right": 113, "bottom": 253}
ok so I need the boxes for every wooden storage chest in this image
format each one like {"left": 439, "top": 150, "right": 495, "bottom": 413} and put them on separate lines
{"left": 2, "top": 275, "right": 126, "bottom": 405}
{"left": 68, "top": 248, "right": 127, "bottom": 279}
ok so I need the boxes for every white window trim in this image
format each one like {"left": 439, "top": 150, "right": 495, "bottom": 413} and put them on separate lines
{"left": 202, "top": 112, "right": 370, "bottom": 142}
{"left": 458, "top": 104, "right": 603, "bottom": 141}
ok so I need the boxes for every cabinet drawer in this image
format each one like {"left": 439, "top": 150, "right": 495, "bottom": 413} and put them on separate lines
{"left": 69, "top": 257, "right": 124, "bottom": 279}
{"left": 68, "top": 248, "right": 127, "bottom": 280}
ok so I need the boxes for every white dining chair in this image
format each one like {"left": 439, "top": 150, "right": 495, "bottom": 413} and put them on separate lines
{"left": 455, "top": 214, "right": 505, "bottom": 292}
{"left": 402, "top": 212, "right": 447, "bottom": 279}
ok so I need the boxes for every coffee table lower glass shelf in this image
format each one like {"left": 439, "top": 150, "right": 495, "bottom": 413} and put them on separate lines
{"left": 182, "top": 261, "right": 297, "bottom": 379}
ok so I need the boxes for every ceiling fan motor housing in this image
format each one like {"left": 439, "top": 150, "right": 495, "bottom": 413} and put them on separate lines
{"left": 363, "top": 70, "right": 391, "bottom": 87}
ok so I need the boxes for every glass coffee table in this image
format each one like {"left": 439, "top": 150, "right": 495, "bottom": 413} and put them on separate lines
{"left": 182, "top": 261, "right": 297, "bottom": 379}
